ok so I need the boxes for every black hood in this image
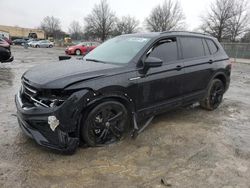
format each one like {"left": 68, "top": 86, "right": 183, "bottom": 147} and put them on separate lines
{"left": 23, "top": 60, "right": 121, "bottom": 89}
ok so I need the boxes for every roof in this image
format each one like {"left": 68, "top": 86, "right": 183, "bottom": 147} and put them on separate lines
{"left": 160, "top": 31, "right": 212, "bottom": 38}
{"left": 121, "top": 31, "right": 213, "bottom": 39}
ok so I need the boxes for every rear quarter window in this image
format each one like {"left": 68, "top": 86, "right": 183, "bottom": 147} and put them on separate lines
{"left": 206, "top": 39, "right": 218, "bottom": 54}
{"left": 180, "top": 37, "right": 205, "bottom": 59}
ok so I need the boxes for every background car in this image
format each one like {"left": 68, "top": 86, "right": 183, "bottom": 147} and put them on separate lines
{"left": 26, "top": 39, "right": 38, "bottom": 47}
{"left": 0, "top": 38, "right": 13, "bottom": 62}
{"left": 65, "top": 42, "right": 99, "bottom": 55}
{"left": 31, "top": 40, "right": 54, "bottom": 48}
{"left": 12, "top": 38, "right": 27, "bottom": 45}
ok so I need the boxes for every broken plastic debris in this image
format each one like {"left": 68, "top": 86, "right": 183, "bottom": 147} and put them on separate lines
{"left": 48, "top": 116, "right": 59, "bottom": 131}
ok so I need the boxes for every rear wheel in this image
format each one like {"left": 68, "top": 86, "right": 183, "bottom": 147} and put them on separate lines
{"left": 81, "top": 101, "right": 129, "bottom": 147}
{"left": 75, "top": 49, "right": 81, "bottom": 56}
{"left": 200, "top": 79, "right": 225, "bottom": 110}
{"left": 36, "top": 45, "right": 40, "bottom": 48}
{"left": 49, "top": 45, "right": 53, "bottom": 48}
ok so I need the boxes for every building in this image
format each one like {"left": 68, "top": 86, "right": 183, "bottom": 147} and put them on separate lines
{"left": 0, "top": 25, "right": 45, "bottom": 39}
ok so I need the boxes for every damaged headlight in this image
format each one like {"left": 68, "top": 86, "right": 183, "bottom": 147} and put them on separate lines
{"left": 37, "top": 89, "right": 76, "bottom": 108}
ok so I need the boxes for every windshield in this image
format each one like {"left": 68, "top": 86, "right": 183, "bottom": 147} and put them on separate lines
{"left": 84, "top": 36, "right": 150, "bottom": 64}
{"left": 76, "top": 43, "right": 82, "bottom": 46}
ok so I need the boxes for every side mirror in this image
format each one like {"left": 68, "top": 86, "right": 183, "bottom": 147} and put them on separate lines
{"left": 144, "top": 56, "right": 163, "bottom": 68}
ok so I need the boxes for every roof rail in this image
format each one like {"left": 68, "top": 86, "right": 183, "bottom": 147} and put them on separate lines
{"left": 160, "top": 31, "right": 211, "bottom": 36}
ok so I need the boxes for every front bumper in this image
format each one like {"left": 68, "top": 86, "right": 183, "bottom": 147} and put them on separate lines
{"left": 15, "top": 91, "right": 82, "bottom": 153}
{"left": 1, "top": 56, "right": 14, "bottom": 63}
{"left": 65, "top": 49, "right": 73, "bottom": 55}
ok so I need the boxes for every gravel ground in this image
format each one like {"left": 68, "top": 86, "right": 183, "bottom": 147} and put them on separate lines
{"left": 1, "top": 46, "right": 250, "bottom": 188}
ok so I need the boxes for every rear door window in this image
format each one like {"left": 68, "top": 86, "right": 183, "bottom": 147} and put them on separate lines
{"left": 180, "top": 37, "right": 205, "bottom": 59}
{"left": 148, "top": 38, "right": 178, "bottom": 64}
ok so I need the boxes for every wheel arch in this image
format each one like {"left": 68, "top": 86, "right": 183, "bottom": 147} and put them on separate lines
{"left": 84, "top": 93, "right": 136, "bottom": 115}
{"left": 210, "top": 71, "right": 228, "bottom": 89}
{"left": 75, "top": 48, "right": 82, "bottom": 54}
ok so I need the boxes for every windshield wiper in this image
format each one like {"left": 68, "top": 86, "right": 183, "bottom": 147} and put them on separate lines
{"left": 85, "top": 58, "right": 106, "bottom": 63}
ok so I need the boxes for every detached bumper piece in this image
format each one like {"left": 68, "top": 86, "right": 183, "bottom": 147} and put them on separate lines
{"left": 15, "top": 90, "right": 81, "bottom": 154}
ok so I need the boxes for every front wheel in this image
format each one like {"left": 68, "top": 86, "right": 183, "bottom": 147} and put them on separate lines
{"left": 200, "top": 79, "right": 225, "bottom": 110}
{"left": 75, "top": 49, "right": 81, "bottom": 56}
{"left": 81, "top": 101, "right": 129, "bottom": 147}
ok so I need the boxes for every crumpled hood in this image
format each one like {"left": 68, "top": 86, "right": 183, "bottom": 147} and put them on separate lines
{"left": 23, "top": 59, "right": 120, "bottom": 89}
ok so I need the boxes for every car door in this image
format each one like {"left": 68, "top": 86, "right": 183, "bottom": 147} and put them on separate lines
{"left": 43, "top": 41, "right": 48, "bottom": 48}
{"left": 89, "top": 43, "right": 94, "bottom": 51}
{"left": 136, "top": 37, "right": 184, "bottom": 112}
{"left": 179, "top": 36, "right": 215, "bottom": 102}
{"left": 39, "top": 41, "right": 44, "bottom": 47}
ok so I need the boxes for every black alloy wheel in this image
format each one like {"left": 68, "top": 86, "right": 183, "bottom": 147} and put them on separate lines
{"left": 82, "top": 101, "right": 129, "bottom": 147}
{"left": 200, "top": 79, "right": 225, "bottom": 110}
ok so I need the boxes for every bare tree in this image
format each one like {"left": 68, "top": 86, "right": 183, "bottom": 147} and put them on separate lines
{"left": 145, "top": 0, "right": 185, "bottom": 32}
{"left": 200, "top": 0, "right": 249, "bottom": 42}
{"left": 40, "top": 16, "right": 61, "bottom": 39}
{"left": 68, "top": 21, "right": 83, "bottom": 40}
{"left": 241, "top": 30, "right": 250, "bottom": 42}
{"left": 114, "top": 16, "right": 140, "bottom": 35}
{"left": 227, "top": 0, "right": 249, "bottom": 41}
{"left": 84, "top": 0, "right": 117, "bottom": 41}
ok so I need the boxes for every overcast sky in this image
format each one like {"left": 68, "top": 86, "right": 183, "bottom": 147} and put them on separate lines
{"left": 0, "top": 0, "right": 212, "bottom": 32}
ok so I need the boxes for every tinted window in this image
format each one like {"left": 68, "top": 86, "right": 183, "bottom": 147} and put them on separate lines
{"left": 181, "top": 37, "right": 205, "bottom": 59}
{"left": 206, "top": 39, "right": 218, "bottom": 54}
{"left": 202, "top": 39, "right": 210, "bottom": 56}
{"left": 149, "top": 38, "right": 178, "bottom": 63}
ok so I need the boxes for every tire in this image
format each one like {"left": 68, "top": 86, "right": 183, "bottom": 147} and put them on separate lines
{"left": 200, "top": 79, "right": 225, "bottom": 110}
{"left": 36, "top": 45, "right": 40, "bottom": 48}
{"left": 81, "top": 101, "right": 129, "bottom": 147}
{"left": 49, "top": 45, "right": 53, "bottom": 48}
{"left": 75, "top": 49, "right": 81, "bottom": 56}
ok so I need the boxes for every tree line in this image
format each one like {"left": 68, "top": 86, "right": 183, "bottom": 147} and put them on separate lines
{"left": 39, "top": 0, "right": 250, "bottom": 42}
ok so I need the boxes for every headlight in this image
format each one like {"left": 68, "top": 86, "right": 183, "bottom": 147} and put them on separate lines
{"left": 37, "top": 89, "right": 77, "bottom": 107}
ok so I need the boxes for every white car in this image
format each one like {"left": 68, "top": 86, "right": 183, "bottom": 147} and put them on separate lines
{"left": 31, "top": 40, "right": 54, "bottom": 48}
{"left": 26, "top": 39, "right": 37, "bottom": 47}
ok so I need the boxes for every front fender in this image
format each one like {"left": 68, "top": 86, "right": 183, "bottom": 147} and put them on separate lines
{"left": 54, "top": 89, "right": 94, "bottom": 132}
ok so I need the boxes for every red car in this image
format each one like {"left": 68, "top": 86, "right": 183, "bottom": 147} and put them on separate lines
{"left": 65, "top": 42, "right": 99, "bottom": 56}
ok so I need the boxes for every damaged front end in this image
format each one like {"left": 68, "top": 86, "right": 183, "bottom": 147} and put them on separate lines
{"left": 15, "top": 78, "right": 91, "bottom": 154}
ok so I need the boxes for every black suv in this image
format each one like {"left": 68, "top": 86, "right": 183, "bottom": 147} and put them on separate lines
{"left": 15, "top": 31, "right": 231, "bottom": 153}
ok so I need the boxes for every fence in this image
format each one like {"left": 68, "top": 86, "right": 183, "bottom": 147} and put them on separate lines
{"left": 221, "top": 43, "right": 250, "bottom": 59}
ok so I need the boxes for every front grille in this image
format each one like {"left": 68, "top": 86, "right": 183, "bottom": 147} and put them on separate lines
{"left": 20, "top": 78, "right": 51, "bottom": 108}
{"left": 22, "top": 79, "right": 37, "bottom": 98}
{"left": 20, "top": 78, "right": 43, "bottom": 107}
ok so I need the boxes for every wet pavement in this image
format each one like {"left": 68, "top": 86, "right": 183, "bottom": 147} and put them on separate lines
{"left": 1, "top": 46, "right": 250, "bottom": 188}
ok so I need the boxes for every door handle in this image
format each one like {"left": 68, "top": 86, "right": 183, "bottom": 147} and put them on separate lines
{"left": 176, "top": 65, "right": 182, "bottom": 71}
{"left": 208, "top": 59, "right": 214, "bottom": 64}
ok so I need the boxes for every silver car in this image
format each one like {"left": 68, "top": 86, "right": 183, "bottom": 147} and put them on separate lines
{"left": 32, "top": 40, "right": 54, "bottom": 48}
